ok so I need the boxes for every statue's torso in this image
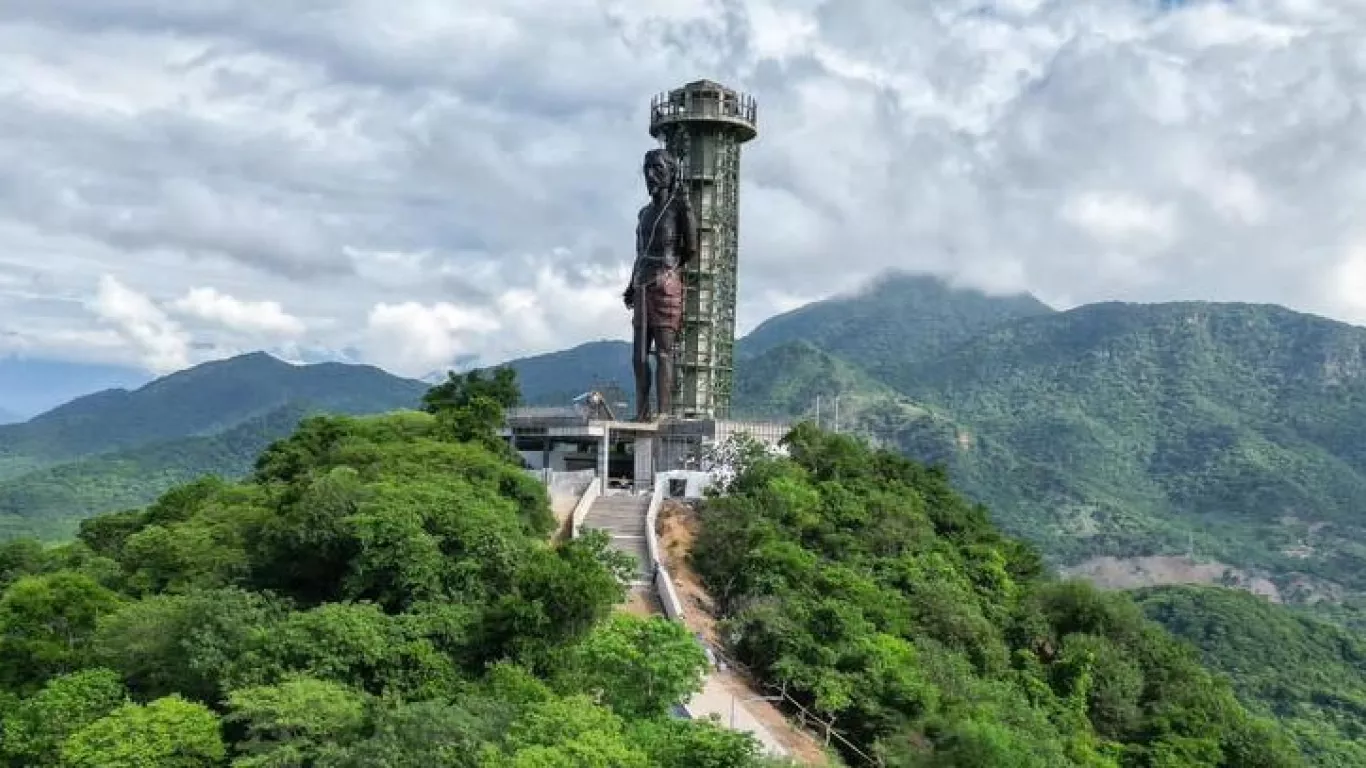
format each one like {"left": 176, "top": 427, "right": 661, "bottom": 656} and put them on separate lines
{"left": 635, "top": 198, "right": 684, "bottom": 282}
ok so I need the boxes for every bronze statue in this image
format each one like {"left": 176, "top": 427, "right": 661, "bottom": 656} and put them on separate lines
{"left": 624, "top": 148, "right": 696, "bottom": 422}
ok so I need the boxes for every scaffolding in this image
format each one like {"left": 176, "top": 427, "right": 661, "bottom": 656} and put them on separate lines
{"left": 648, "top": 80, "right": 758, "bottom": 420}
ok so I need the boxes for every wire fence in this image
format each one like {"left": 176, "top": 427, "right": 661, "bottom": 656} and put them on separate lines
{"left": 700, "top": 641, "right": 883, "bottom": 767}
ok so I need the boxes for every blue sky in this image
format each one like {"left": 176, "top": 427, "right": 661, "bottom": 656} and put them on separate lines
{"left": 1, "top": 0, "right": 1363, "bottom": 378}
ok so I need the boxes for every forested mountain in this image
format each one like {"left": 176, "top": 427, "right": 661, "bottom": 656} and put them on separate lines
{"left": 0, "top": 374, "right": 1315, "bottom": 766}
{"left": 737, "top": 271, "right": 1055, "bottom": 371}
{"left": 1136, "top": 585, "right": 1366, "bottom": 766}
{"left": 495, "top": 340, "right": 632, "bottom": 405}
{"left": 0, "top": 354, "right": 431, "bottom": 540}
{"left": 0, "top": 404, "right": 315, "bottom": 542}
{"left": 691, "top": 425, "right": 1305, "bottom": 765}
{"left": 883, "top": 301, "right": 1366, "bottom": 598}
{"left": 0, "top": 352, "right": 427, "bottom": 476}
{"left": 482, "top": 271, "right": 1052, "bottom": 409}
{"left": 0, "top": 381, "right": 784, "bottom": 767}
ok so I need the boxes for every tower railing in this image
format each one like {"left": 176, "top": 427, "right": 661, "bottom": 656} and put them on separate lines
{"left": 649, "top": 91, "right": 758, "bottom": 129}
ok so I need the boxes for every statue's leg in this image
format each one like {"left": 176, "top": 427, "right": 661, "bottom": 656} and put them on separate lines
{"left": 632, "top": 301, "right": 652, "bottom": 422}
{"left": 653, "top": 326, "right": 676, "bottom": 419}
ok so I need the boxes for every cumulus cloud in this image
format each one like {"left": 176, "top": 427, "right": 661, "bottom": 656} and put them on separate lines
{"left": 170, "top": 287, "right": 307, "bottom": 337}
{"left": 87, "top": 275, "right": 191, "bottom": 374}
{"left": 3, "top": 0, "right": 1366, "bottom": 375}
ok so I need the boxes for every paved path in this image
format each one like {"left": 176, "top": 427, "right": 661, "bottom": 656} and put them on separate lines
{"left": 684, "top": 675, "right": 788, "bottom": 758}
{"left": 581, "top": 492, "right": 652, "bottom": 583}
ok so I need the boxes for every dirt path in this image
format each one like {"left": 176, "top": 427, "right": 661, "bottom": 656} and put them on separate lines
{"left": 657, "top": 500, "right": 833, "bottom": 766}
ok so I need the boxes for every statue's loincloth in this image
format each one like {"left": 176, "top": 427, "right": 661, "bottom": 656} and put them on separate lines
{"left": 633, "top": 268, "right": 685, "bottom": 332}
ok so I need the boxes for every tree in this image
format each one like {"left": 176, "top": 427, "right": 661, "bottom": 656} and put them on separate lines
{"left": 0, "top": 668, "right": 127, "bottom": 766}
{"left": 422, "top": 367, "right": 520, "bottom": 414}
{"left": 556, "top": 614, "right": 709, "bottom": 719}
{"left": 60, "top": 695, "right": 225, "bottom": 768}
{"left": 0, "top": 572, "right": 123, "bottom": 691}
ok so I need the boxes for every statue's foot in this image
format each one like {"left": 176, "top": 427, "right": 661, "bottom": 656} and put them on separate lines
{"left": 632, "top": 409, "right": 653, "bottom": 423}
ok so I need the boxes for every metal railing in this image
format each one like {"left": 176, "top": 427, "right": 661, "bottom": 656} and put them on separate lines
{"left": 650, "top": 90, "right": 758, "bottom": 127}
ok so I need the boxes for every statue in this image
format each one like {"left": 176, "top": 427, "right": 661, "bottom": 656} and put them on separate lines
{"left": 624, "top": 148, "right": 697, "bottom": 422}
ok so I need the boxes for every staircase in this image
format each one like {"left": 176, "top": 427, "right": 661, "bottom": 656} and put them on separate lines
{"left": 581, "top": 493, "right": 653, "bottom": 584}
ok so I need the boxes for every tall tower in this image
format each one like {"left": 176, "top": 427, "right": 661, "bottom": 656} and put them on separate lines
{"left": 648, "top": 80, "right": 758, "bottom": 419}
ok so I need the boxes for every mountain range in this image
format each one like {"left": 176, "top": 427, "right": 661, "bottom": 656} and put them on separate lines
{"left": 4, "top": 271, "right": 1366, "bottom": 618}
{"left": 0, "top": 352, "right": 428, "bottom": 540}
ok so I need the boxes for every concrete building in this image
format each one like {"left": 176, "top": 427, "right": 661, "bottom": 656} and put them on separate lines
{"left": 503, "top": 407, "right": 788, "bottom": 492}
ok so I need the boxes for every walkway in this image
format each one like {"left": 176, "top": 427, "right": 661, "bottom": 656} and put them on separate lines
{"left": 581, "top": 492, "right": 653, "bottom": 583}
{"left": 685, "top": 675, "right": 789, "bottom": 758}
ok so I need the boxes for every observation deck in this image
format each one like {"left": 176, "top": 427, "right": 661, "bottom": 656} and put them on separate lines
{"left": 649, "top": 79, "right": 758, "bottom": 144}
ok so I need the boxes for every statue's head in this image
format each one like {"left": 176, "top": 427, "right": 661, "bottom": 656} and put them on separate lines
{"left": 643, "top": 148, "right": 678, "bottom": 197}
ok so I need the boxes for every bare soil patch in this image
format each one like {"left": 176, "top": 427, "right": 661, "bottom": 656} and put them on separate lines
{"left": 1060, "top": 555, "right": 1282, "bottom": 602}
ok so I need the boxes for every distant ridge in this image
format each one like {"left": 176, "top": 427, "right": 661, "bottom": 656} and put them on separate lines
{"left": 0, "top": 351, "right": 429, "bottom": 476}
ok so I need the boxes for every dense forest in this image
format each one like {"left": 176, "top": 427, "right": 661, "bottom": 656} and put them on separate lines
{"left": 0, "top": 372, "right": 784, "bottom": 766}
{"left": 692, "top": 424, "right": 1307, "bottom": 766}
{"left": 2, "top": 363, "right": 1362, "bottom": 764}
{"left": 1136, "top": 585, "right": 1366, "bottom": 767}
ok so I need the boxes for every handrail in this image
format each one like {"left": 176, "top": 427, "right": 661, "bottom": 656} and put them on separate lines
{"left": 705, "top": 644, "right": 882, "bottom": 767}
{"left": 645, "top": 478, "right": 687, "bottom": 620}
{"left": 568, "top": 477, "right": 601, "bottom": 539}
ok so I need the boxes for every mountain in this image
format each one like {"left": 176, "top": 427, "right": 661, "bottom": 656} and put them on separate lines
{"left": 0, "top": 356, "right": 151, "bottom": 419}
{"left": 1136, "top": 585, "right": 1366, "bottom": 765}
{"left": 737, "top": 270, "right": 1055, "bottom": 373}
{"left": 0, "top": 351, "right": 429, "bottom": 478}
{"left": 0, "top": 403, "right": 315, "bottom": 542}
{"left": 495, "top": 340, "right": 632, "bottom": 405}
{"left": 878, "top": 301, "right": 1366, "bottom": 598}
{"left": 0, "top": 352, "right": 432, "bottom": 538}
{"left": 483, "top": 272, "right": 1052, "bottom": 410}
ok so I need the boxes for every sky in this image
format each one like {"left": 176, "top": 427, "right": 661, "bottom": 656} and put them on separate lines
{"left": 1, "top": 0, "right": 1365, "bottom": 379}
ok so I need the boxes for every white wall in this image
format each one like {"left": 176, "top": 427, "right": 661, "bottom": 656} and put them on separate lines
{"left": 657, "top": 470, "right": 714, "bottom": 499}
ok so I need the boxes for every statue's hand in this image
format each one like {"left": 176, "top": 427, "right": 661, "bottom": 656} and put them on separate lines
{"left": 622, "top": 286, "right": 635, "bottom": 310}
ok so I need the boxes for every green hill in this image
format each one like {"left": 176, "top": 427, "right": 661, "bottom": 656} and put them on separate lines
{"left": 887, "top": 301, "right": 1366, "bottom": 596}
{"left": 738, "top": 270, "right": 1054, "bottom": 373}
{"left": 0, "top": 404, "right": 316, "bottom": 542}
{"left": 0, "top": 385, "right": 773, "bottom": 767}
{"left": 1135, "top": 585, "right": 1366, "bottom": 765}
{"left": 497, "top": 340, "right": 632, "bottom": 405}
{"left": 0, "top": 352, "right": 428, "bottom": 480}
{"left": 691, "top": 424, "right": 1305, "bottom": 765}
{"left": 731, "top": 339, "right": 900, "bottom": 417}
{"left": 0, "top": 353, "right": 434, "bottom": 540}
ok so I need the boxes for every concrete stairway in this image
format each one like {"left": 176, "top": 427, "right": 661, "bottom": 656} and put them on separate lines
{"left": 582, "top": 493, "right": 653, "bottom": 584}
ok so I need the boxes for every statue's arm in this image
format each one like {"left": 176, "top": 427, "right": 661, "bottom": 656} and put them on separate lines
{"left": 625, "top": 208, "right": 648, "bottom": 307}
{"left": 677, "top": 194, "right": 698, "bottom": 267}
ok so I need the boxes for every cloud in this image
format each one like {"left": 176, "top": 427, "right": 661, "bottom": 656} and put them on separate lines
{"left": 170, "top": 287, "right": 307, "bottom": 337}
{"left": 4, "top": 0, "right": 1366, "bottom": 376}
{"left": 87, "top": 275, "right": 190, "bottom": 374}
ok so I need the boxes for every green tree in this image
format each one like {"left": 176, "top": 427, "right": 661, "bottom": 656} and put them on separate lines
{"left": 556, "top": 614, "right": 708, "bottom": 719}
{"left": 0, "top": 572, "right": 123, "bottom": 691}
{"left": 225, "top": 677, "right": 367, "bottom": 767}
{"left": 60, "top": 695, "right": 225, "bottom": 768}
{"left": 0, "top": 668, "right": 126, "bottom": 767}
